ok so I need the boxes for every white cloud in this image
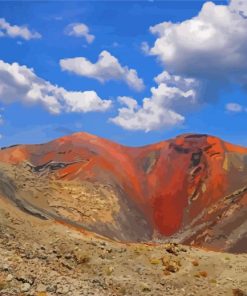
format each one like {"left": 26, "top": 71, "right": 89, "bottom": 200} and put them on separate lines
{"left": 154, "top": 71, "right": 197, "bottom": 94}
{"left": 230, "top": 0, "right": 247, "bottom": 17}
{"left": 141, "top": 41, "right": 150, "bottom": 55}
{"left": 110, "top": 72, "right": 197, "bottom": 132}
{"left": 60, "top": 50, "right": 144, "bottom": 91}
{"left": 225, "top": 102, "right": 245, "bottom": 113}
{"left": 118, "top": 0, "right": 247, "bottom": 132}
{"left": 0, "top": 18, "right": 41, "bottom": 40}
{"left": 0, "top": 60, "right": 112, "bottom": 114}
{"left": 65, "top": 23, "right": 95, "bottom": 43}
{"left": 148, "top": 1, "right": 247, "bottom": 87}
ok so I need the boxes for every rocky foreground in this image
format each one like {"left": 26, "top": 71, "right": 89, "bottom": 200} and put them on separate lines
{"left": 0, "top": 195, "right": 247, "bottom": 296}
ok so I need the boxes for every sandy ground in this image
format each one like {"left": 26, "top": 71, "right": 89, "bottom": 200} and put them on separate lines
{"left": 0, "top": 195, "right": 247, "bottom": 296}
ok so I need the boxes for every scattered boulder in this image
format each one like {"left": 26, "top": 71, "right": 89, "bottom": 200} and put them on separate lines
{"left": 141, "top": 282, "right": 151, "bottom": 292}
{"left": 21, "top": 282, "right": 31, "bottom": 292}
{"left": 73, "top": 251, "right": 90, "bottom": 264}
{"left": 162, "top": 256, "right": 181, "bottom": 273}
{"left": 164, "top": 243, "right": 179, "bottom": 256}
{"left": 6, "top": 274, "right": 13, "bottom": 282}
{"left": 16, "top": 274, "right": 34, "bottom": 285}
{"left": 192, "top": 260, "right": 199, "bottom": 267}
{"left": 198, "top": 271, "right": 208, "bottom": 278}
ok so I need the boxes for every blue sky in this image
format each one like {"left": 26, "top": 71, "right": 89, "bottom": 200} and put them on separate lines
{"left": 0, "top": 0, "right": 247, "bottom": 147}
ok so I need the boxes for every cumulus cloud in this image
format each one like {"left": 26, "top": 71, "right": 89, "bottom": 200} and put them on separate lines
{"left": 112, "top": 0, "right": 247, "bottom": 131}
{"left": 0, "top": 60, "right": 112, "bottom": 114}
{"left": 149, "top": 0, "right": 247, "bottom": 87}
{"left": 60, "top": 50, "right": 145, "bottom": 92}
{"left": 0, "top": 18, "right": 41, "bottom": 40}
{"left": 110, "top": 72, "right": 197, "bottom": 132}
{"left": 65, "top": 23, "right": 95, "bottom": 43}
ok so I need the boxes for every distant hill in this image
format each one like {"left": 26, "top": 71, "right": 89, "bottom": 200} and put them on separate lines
{"left": 0, "top": 132, "right": 246, "bottom": 252}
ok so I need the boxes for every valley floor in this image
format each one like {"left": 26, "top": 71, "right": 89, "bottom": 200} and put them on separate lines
{"left": 0, "top": 196, "right": 247, "bottom": 296}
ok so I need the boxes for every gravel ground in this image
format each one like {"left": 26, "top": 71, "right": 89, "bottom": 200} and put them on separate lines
{"left": 0, "top": 196, "right": 247, "bottom": 296}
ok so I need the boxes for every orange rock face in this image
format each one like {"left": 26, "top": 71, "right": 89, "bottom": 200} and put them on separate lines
{"left": 1, "top": 132, "right": 247, "bottom": 251}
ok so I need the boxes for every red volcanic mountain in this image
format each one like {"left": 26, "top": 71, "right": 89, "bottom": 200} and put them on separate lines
{"left": 0, "top": 132, "right": 247, "bottom": 252}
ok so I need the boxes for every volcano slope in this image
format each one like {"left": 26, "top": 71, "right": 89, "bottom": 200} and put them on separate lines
{"left": 0, "top": 132, "right": 247, "bottom": 252}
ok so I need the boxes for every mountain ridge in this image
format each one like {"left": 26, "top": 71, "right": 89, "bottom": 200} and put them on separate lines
{"left": 0, "top": 132, "right": 247, "bottom": 252}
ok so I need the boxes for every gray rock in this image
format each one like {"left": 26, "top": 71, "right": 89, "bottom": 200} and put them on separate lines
{"left": 21, "top": 282, "right": 31, "bottom": 292}
{"left": 6, "top": 274, "right": 14, "bottom": 282}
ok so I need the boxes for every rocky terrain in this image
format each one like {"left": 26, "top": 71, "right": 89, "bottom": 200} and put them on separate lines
{"left": 0, "top": 132, "right": 247, "bottom": 295}
{"left": 0, "top": 132, "right": 247, "bottom": 251}
{"left": 0, "top": 195, "right": 247, "bottom": 296}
